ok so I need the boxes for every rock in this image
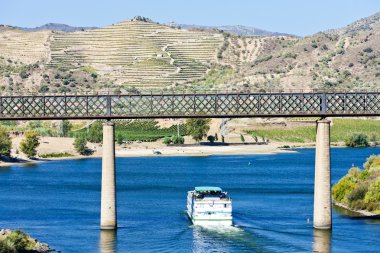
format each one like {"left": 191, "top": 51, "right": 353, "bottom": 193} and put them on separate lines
{"left": 33, "top": 242, "right": 53, "bottom": 252}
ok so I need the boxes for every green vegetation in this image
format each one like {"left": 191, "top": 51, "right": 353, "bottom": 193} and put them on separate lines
{"left": 20, "top": 132, "right": 40, "bottom": 158}
{"left": 0, "top": 127, "right": 12, "bottom": 157}
{"left": 332, "top": 154, "right": 380, "bottom": 214}
{"left": 171, "top": 135, "right": 185, "bottom": 144}
{"left": 74, "top": 133, "right": 88, "bottom": 155}
{"left": 0, "top": 229, "right": 48, "bottom": 253}
{"left": 39, "top": 152, "right": 74, "bottom": 158}
{"left": 246, "top": 119, "right": 380, "bottom": 143}
{"left": 345, "top": 133, "right": 369, "bottom": 147}
{"left": 186, "top": 118, "right": 211, "bottom": 143}
{"left": 73, "top": 120, "right": 187, "bottom": 143}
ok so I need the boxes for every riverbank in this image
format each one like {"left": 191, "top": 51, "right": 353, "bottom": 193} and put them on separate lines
{"left": 1, "top": 136, "right": 298, "bottom": 167}
{"left": 333, "top": 202, "right": 378, "bottom": 217}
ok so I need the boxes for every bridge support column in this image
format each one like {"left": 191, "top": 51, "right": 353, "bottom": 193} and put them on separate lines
{"left": 313, "top": 118, "right": 331, "bottom": 230}
{"left": 101, "top": 121, "right": 117, "bottom": 230}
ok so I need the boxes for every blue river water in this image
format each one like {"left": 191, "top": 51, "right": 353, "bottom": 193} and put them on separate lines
{"left": 1, "top": 148, "right": 380, "bottom": 253}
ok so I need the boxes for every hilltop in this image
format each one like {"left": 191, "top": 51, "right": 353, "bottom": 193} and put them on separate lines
{"left": 0, "top": 13, "right": 379, "bottom": 94}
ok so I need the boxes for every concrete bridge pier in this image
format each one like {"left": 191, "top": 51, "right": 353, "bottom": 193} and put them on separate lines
{"left": 313, "top": 118, "right": 332, "bottom": 230}
{"left": 101, "top": 121, "right": 117, "bottom": 230}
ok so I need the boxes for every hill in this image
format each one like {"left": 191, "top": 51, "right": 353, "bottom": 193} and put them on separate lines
{"left": 169, "top": 23, "right": 295, "bottom": 37}
{"left": 0, "top": 13, "right": 378, "bottom": 94}
{"left": 14, "top": 23, "right": 98, "bottom": 32}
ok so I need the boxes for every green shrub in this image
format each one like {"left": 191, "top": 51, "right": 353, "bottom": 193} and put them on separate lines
{"left": 38, "top": 84, "right": 49, "bottom": 93}
{"left": 163, "top": 136, "right": 172, "bottom": 145}
{"left": 116, "top": 133, "right": 123, "bottom": 145}
{"left": 4, "top": 230, "right": 28, "bottom": 251}
{"left": 363, "top": 47, "right": 373, "bottom": 53}
{"left": 20, "top": 132, "right": 40, "bottom": 158}
{"left": 74, "top": 133, "right": 88, "bottom": 155}
{"left": 364, "top": 178, "right": 380, "bottom": 204}
{"left": 0, "top": 240, "right": 17, "bottom": 253}
{"left": 0, "top": 127, "right": 11, "bottom": 157}
{"left": 332, "top": 175, "right": 357, "bottom": 203}
{"left": 39, "top": 152, "right": 74, "bottom": 158}
{"left": 171, "top": 135, "right": 184, "bottom": 144}
{"left": 347, "top": 184, "right": 368, "bottom": 203}
{"left": 345, "top": 133, "right": 369, "bottom": 147}
{"left": 87, "top": 121, "right": 103, "bottom": 143}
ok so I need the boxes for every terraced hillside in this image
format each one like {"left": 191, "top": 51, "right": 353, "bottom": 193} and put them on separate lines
{"left": 49, "top": 20, "right": 223, "bottom": 89}
{"left": 0, "top": 13, "right": 379, "bottom": 94}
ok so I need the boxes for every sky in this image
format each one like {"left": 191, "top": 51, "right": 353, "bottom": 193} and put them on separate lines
{"left": 1, "top": 0, "right": 379, "bottom": 36}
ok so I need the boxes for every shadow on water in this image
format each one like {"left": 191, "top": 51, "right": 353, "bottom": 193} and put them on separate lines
{"left": 312, "top": 229, "right": 331, "bottom": 253}
{"left": 99, "top": 230, "right": 116, "bottom": 253}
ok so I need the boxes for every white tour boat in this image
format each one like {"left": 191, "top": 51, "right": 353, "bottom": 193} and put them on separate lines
{"left": 187, "top": 186, "right": 232, "bottom": 226}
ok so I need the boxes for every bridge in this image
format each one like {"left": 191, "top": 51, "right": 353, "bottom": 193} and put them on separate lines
{"left": 4, "top": 91, "right": 379, "bottom": 231}
{"left": 0, "top": 91, "right": 379, "bottom": 119}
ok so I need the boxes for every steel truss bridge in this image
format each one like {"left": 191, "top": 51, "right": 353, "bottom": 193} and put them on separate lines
{"left": 0, "top": 92, "right": 379, "bottom": 120}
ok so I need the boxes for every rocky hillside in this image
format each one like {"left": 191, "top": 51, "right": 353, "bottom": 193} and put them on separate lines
{"left": 0, "top": 13, "right": 378, "bottom": 94}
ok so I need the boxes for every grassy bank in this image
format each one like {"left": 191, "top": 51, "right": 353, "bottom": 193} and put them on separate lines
{"left": 246, "top": 119, "right": 380, "bottom": 143}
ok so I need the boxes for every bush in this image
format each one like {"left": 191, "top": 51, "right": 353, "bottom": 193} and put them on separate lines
{"left": 74, "top": 133, "right": 88, "bottom": 155}
{"left": 345, "top": 133, "right": 369, "bottom": 147}
{"left": 171, "top": 135, "right": 184, "bottom": 144}
{"left": 38, "top": 84, "right": 49, "bottom": 93}
{"left": 163, "top": 136, "right": 172, "bottom": 145}
{"left": 4, "top": 230, "right": 28, "bottom": 251}
{"left": 207, "top": 135, "right": 215, "bottom": 143}
{"left": 363, "top": 47, "right": 373, "bottom": 53}
{"left": 87, "top": 121, "right": 103, "bottom": 143}
{"left": 39, "top": 152, "right": 74, "bottom": 158}
{"left": 364, "top": 178, "right": 380, "bottom": 204}
{"left": 20, "top": 132, "right": 40, "bottom": 158}
{"left": 347, "top": 184, "right": 368, "bottom": 203}
{"left": 116, "top": 133, "right": 123, "bottom": 145}
{"left": 0, "top": 127, "right": 11, "bottom": 157}
{"left": 0, "top": 240, "right": 17, "bottom": 253}
{"left": 332, "top": 174, "right": 357, "bottom": 203}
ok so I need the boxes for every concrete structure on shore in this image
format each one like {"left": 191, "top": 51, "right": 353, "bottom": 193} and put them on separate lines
{"left": 313, "top": 119, "right": 331, "bottom": 230}
{"left": 100, "top": 122, "right": 117, "bottom": 230}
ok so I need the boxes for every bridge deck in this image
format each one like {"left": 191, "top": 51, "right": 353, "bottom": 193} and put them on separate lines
{"left": 0, "top": 92, "right": 379, "bottom": 120}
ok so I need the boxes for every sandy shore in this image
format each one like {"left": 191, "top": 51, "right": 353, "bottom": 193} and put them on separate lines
{"left": 0, "top": 136, "right": 296, "bottom": 167}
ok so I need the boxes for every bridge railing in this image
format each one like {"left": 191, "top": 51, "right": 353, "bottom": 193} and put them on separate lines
{"left": 0, "top": 92, "right": 379, "bottom": 119}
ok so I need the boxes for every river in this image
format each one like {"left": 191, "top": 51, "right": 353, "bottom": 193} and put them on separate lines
{"left": 1, "top": 148, "right": 380, "bottom": 252}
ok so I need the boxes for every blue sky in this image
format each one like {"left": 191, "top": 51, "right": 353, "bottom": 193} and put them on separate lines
{"left": 1, "top": 0, "right": 379, "bottom": 36}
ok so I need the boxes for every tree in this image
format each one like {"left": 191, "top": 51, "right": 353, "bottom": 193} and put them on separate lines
{"left": 240, "top": 134, "right": 245, "bottom": 143}
{"left": 0, "top": 127, "right": 12, "bottom": 157}
{"left": 20, "top": 132, "right": 40, "bottom": 158}
{"left": 116, "top": 133, "right": 123, "bottom": 145}
{"left": 87, "top": 121, "right": 103, "bottom": 143}
{"left": 345, "top": 133, "right": 369, "bottom": 148}
{"left": 57, "top": 120, "right": 72, "bottom": 137}
{"left": 214, "top": 133, "right": 218, "bottom": 141}
{"left": 186, "top": 118, "right": 211, "bottom": 143}
{"left": 207, "top": 135, "right": 215, "bottom": 143}
{"left": 221, "top": 135, "right": 225, "bottom": 143}
{"left": 74, "top": 134, "right": 88, "bottom": 155}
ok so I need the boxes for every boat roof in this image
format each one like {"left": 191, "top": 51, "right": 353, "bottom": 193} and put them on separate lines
{"left": 195, "top": 186, "right": 222, "bottom": 192}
